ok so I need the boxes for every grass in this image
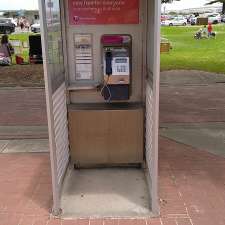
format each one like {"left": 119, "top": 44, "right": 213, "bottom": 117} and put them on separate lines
{"left": 0, "top": 32, "right": 40, "bottom": 63}
{"left": 161, "top": 24, "right": 225, "bottom": 74}
{"left": 9, "top": 32, "right": 31, "bottom": 42}
{"left": 10, "top": 33, "right": 30, "bottom": 63}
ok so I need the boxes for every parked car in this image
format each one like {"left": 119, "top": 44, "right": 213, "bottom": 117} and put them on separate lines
{"left": 0, "top": 18, "right": 15, "bottom": 34}
{"left": 164, "top": 17, "right": 187, "bottom": 26}
{"left": 31, "top": 22, "right": 40, "bottom": 33}
{"left": 207, "top": 13, "right": 221, "bottom": 24}
{"left": 190, "top": 17, "right": 197, "bottom": 25}
{"left": 6, "top": 18, "right": 17, "bottom": 27}
{"left": 221, "top": 14, "right": 225, "bottom": 23}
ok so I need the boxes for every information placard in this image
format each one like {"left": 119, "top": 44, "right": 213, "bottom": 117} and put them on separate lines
{"left": 69, "top": 0, "right": 139, "bottom": 25}
{"left": 74, "top": 34, "right": 93, "bottom": 80}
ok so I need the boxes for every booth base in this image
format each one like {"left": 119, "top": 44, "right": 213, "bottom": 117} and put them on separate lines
{"left": 60, "top": 166, "right": 152, "bottom": 218}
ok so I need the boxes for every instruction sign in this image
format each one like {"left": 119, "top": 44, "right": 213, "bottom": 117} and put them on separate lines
{"left": 69, "top": 0, "right": 139, "bottom": 25}
{"left": 74, "top": 34, "right": 93, "bottom": 80}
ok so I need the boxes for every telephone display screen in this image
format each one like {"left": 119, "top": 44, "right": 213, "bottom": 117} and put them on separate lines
{"left": 115, "top": 58, "right": 127, "bottom": 64}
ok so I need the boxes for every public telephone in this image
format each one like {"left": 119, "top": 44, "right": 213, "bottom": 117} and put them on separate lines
{"left": 101, "top": 35, "right": 132, "bottom": 101}
{"left": 104, "top": 48, "right": 130, "bottom": 77}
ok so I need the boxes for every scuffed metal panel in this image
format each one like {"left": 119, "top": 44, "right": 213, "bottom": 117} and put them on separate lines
{"left": 145, "top": 75, "right": 159, "bottom": 215}
{"left": 145, "top": 80, "right": 154, "bottom": 190}
{"left": 145, "top": 0, "right": 160, "bottom": 215}
{"left": 39, "top": 0, "right": 69, "bottom": 216}
{"left": 52, "top": 83, "right": 69, "bottom": 186}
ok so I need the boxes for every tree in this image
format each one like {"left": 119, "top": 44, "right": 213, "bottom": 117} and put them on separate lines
{"left": 207, "top": 0, "right": 225, "bottom": 14}
{"left": 169, "top": 11, "right": 178, "bottom": 15}
{"left": 161, "top": 0, "right": 180, "bottom": 3}
{"left": 161, "top": 0, "right": 174, "bottom": 3}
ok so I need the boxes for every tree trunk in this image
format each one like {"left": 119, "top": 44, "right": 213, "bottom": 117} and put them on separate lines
{"left": 223, "top": 2, "right": 225, "bottom": 14}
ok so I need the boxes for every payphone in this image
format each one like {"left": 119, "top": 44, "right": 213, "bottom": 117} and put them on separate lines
{"left": 68, "top": 33, "right": 143, "bottom": 168}
{"left": 101, "top": 35, "right": 132, "bottom": 101}
{"left": 40, "top": 0, "right": 161, "bottom": 217}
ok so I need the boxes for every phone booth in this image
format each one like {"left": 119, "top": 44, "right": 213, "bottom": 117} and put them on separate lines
{"left": 39, "top": 0, "right": 160, "bottom": 218}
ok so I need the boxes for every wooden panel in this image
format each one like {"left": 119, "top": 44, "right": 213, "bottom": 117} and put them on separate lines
{"left": 69, "top": 110, "right": 109, "bottom": 165}
{"left": 104, "top": 75, "right": 130, "bottom": 85}
{"left": 108, "top": 110, "right": 143, "bottom": 163}
{"left": 160, "top": 43, "right": 170, "bottom": 53}
{"left": 68, "top": 107, "right": 144, "bottom": 167}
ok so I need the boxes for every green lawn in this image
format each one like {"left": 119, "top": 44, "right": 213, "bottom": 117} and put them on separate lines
{"left": 9, "top": 33, "right": 31, "bottom": 63}
{"left": 0, "top": 32, "right": 39, "bottom": 63}
{"left": 161, "top": 24, "right": 225, "bottom": 74}
{"left": 9, "top": 32, "right": 31, "bottom": 42}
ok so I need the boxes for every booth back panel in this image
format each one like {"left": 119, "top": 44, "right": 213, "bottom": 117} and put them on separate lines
{"left": 52, "top": 83, "right": 70, "bottom": 185}
{"left": 64, "top": 0, "right": 146, "bottom": 103}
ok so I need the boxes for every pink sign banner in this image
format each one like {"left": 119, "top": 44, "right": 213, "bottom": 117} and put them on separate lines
{"left": 68, "top": 0, "right": 139, "bottom": 25}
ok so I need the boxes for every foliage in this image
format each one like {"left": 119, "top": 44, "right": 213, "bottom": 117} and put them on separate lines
{"left": 161, "top": 25, "right": 225, "bottom": 74}
{"left": 169, "top": 11, "right": 178, "bottom": 15}
{"left": 9, "top": 32, "right": 31, "bottom": 42}
{"left": 207, "top": 0, "right": 225, "bottom": 14}
{"left": 161, "top": 0, "right": 180, "bottom": 3}
{"left": 162, "top": 0, "right": 172, "bottom": 3}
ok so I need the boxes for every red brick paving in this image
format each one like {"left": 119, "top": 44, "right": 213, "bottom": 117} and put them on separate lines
{"left": 160, "top": 84, "right": 225, "bottom": 123}
{"left": 0, "top": 137, "right": 224, "bottom": 225}
{"left": 0, "top": 88, "right": 47, "bottom": 126}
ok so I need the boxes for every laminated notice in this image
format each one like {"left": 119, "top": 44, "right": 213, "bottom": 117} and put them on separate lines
{"left": 74, "top": 34, "right": 93, "bottom": 80}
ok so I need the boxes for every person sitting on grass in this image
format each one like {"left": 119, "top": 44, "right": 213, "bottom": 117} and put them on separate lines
{"left": 202, "top": 25, "right": 208, "bottom": 38}
{"left": 0, "top": 35, "right": 14, "bottom": 66}
{"left": 196, "top": 25, "right": 208, "bottom": 39}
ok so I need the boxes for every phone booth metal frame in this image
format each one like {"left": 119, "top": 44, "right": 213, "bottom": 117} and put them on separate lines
{"left": 39, "top": 0, "right": 161, "bottom": 217}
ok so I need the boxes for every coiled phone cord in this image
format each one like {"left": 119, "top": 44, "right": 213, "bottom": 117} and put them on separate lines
{"left": 100, "top": 75, "right": 112, "bottom": 102}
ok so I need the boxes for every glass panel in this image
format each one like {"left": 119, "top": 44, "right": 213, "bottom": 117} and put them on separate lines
{"left": 45, "top": 0, "right": 65, "bottom": 92}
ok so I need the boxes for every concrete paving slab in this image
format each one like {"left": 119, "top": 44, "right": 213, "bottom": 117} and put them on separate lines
{"left": 0, "top": 126, "right": 48, "bottom": 140}
{"left": 0, "top": 140, "right": 9, "bottom": 153}
{"left": 160, "top": 122, "right": 225, "bottom": 157}
{"left": 160, "top": 70, "right": 225, "bottom": 86}
{"left": 160, "top": 84, "right": 225, "bottom": 123}
{"left": 61, "top": 167, "right": 151, "bottom": 218}
{"left": 2, "top": 139, "right": 49, "bottom": 153}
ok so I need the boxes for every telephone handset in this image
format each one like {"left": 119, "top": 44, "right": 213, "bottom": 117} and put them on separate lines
{"left": 105, "top": 51, "right": 113, "bottom": 76}
{"left": 103, "top": 48, "right": 130, "bottom": 77}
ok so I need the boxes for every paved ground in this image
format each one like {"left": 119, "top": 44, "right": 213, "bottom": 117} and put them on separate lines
{"left": 1, "top": 137, "right": 225, "bottom": 225}
{"left": 160, "top": 122, "right": 225, "bottom": 157}
{"left": 0, "top": 70, "right": 225, "bottom": 224}
{"left": 0, "top": 126, "right": 48, "bottom": 140}
{"left": 0, "top": 139, "right": 49, "bottom": 153}
{"left": 61, "top": 168, "right": 151, "bottom": 218}
{"left": 0, "top": 88, "right": 47, "bottom": 126}
{"left": 159, "top": 71, "right": 225, "bottom": 156}
{"left": 160, "top": 70, "right": 225, "bottom": 86}
{"left": 160, "top": 71, "right": 225, "bottom": 123}
{"left": 160, "top": 84, "right": 225, "bottom": 123}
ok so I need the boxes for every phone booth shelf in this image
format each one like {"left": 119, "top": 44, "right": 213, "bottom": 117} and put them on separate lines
{"left": 39, "top": 0, "right": 161, "bottom": 218}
